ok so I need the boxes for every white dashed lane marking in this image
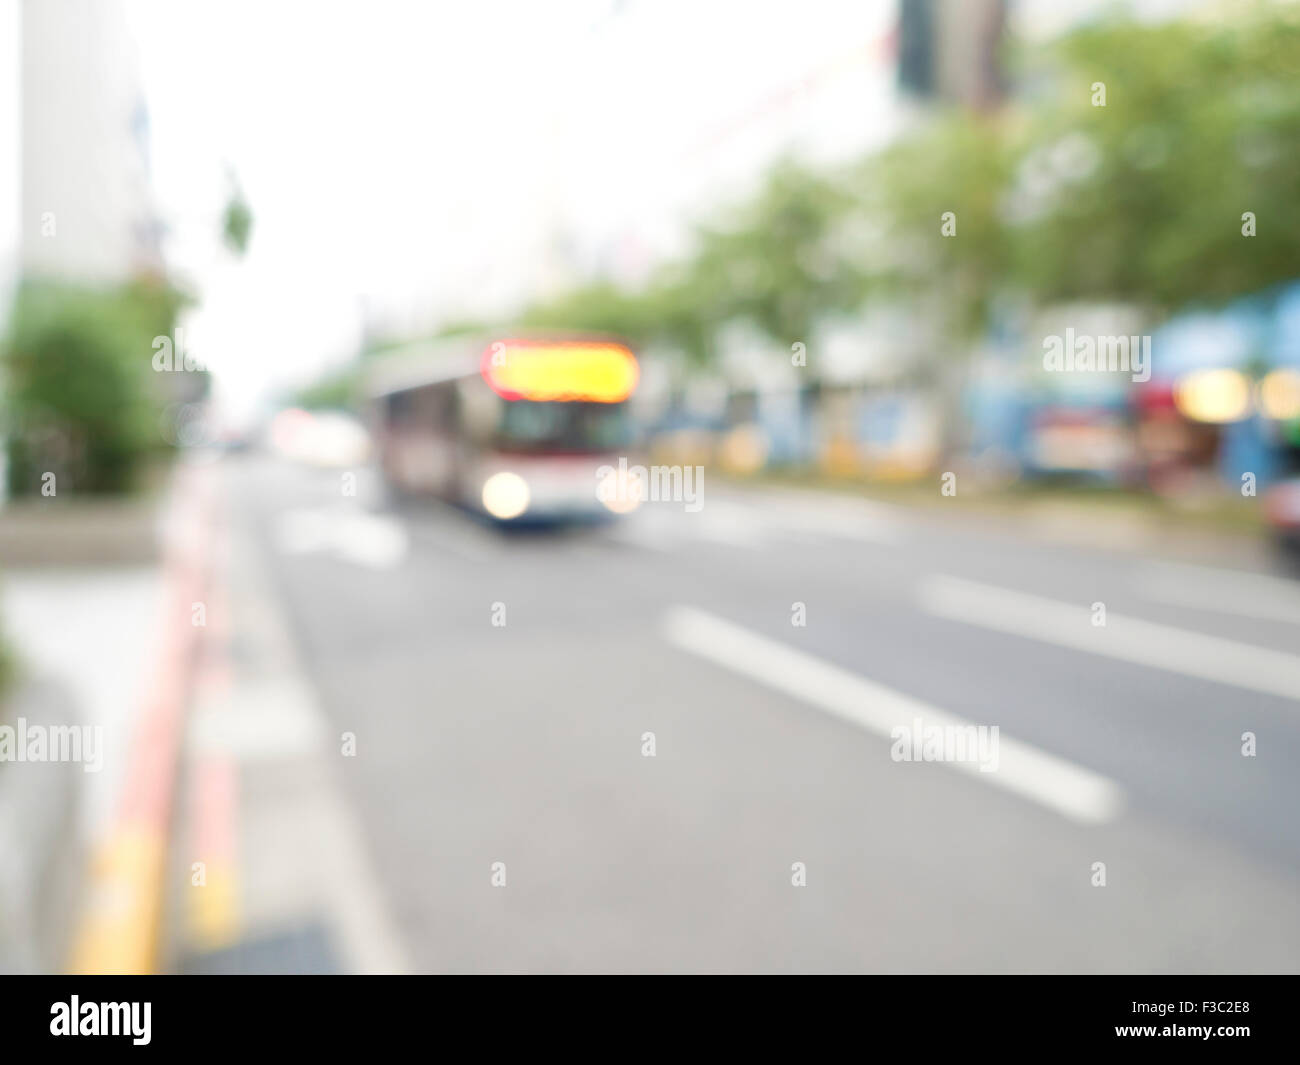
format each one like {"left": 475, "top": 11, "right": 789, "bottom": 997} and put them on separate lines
{"left": 662, "top": 605, "right": 1125, "bottom": 826}
{"left": 919, "top": 574, "right": 1300, "bottom": 702}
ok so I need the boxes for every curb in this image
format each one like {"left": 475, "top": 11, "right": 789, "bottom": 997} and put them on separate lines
{"left": 0, "top": 496, "right": 165, "bottom": 565}
{"left": 0, "top": 676, "right": 86, "bottom": 973}
{"left": 68, "top": 463, "right": 217, "bottom": 974}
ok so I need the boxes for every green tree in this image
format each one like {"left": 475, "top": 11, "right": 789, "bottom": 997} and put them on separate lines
{"left": 222, "top": 179, "right": 254, "bottom": 257}
{"left": 515, "top": 160, "right": 865, "bottom": 371}
{"left": 1007, "top": 6, "right": 1300, "bottom": 312}
{"left": 685, "top": 159, "right": 866, "bottom": 347}
{"left": 855, "top": 112, "right": 1014, "bottom": 338}
{"left": 2, "top": 279, "right": 185, "bottom": 495}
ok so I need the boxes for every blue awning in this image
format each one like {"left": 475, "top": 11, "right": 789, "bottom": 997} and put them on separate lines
{"left": 1151, "top": 281, "right": 1300, "bottom": 380}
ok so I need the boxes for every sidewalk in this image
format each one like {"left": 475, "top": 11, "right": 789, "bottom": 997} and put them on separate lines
{"left": 168, "top": 461, "right": 407, "bottom": 974}
{"left": 0, "top": 460, "right": 202, "bottom": 973}
{"left": 1, "top": 568, "right": 166, "bottom": 860}
{"left": 66, "top": 460, "right": 217, "bottom": 973}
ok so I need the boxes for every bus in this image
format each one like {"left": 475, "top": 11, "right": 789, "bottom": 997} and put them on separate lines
{"left": 367, "top": 334, "right": 640, "bottom": 522}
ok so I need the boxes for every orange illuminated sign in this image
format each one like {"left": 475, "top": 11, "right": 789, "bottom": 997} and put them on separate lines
{"left": 481, "top": 340, "right": 639, "bottom": 403}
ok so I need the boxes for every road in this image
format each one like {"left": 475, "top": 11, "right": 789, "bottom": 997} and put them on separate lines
{"left": 184, "top": 455, "right": 1300, "bottom": 973}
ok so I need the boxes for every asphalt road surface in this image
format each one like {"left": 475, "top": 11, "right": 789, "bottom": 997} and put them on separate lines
{"left": 213, "top": 455, "right": 1300, "bottom": 973}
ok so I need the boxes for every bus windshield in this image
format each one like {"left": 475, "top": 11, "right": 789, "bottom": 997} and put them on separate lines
{"left": 495, "top": 400, "right": 634, "bottom": 454}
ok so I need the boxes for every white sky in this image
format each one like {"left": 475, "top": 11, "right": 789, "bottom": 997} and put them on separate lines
{"left": 122, "top": 0, "right": 900, "bottom": 420}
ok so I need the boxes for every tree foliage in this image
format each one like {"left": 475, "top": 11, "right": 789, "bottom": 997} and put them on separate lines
{"left": 305, "top": 2, "right": 1299, "bottom": 399}
{"left": 2, "top": 279, "right": 186, "bottom": 495}
{"left": 222, "top": 188, "right": 254, "bottom": 257}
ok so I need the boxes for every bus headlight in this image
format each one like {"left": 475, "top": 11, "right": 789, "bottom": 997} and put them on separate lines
{"left": 597, "top": 467, "right": 642, "bottom": 514}
{"left": 482, "top": 471, "right": 530, "bottom": 519}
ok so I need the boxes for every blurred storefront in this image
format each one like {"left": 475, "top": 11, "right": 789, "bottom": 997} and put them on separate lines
{"left": 1145, "top": 284, "right": 1300, "bottom": 493}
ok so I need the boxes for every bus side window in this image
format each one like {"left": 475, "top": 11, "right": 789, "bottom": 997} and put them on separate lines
{"left": 446, "top": 383, "right": 461, "bottom": 436}
{"left": 428, "top": 383, "right": 455, "bottom": 436}
{"left": 458, "top": 379, "right": 497, "bottom": 445}
{"left": 387, "top": 390, "right": 412, "bottom": 423}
